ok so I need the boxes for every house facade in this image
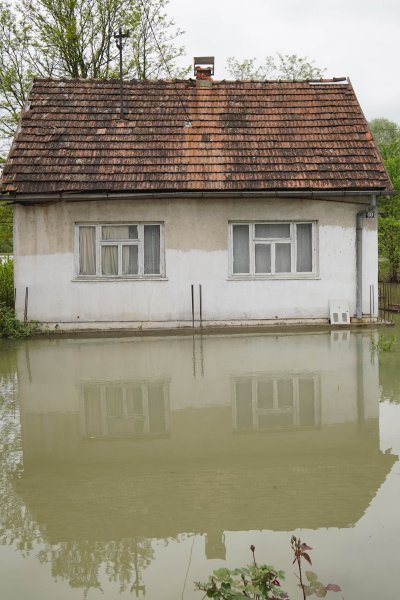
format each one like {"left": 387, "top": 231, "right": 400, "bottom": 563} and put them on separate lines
{"left": 0, "top": 68, "right": 393, "bottom": 330}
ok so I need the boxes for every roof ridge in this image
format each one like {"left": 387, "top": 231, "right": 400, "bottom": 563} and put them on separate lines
{"left": 31, "top": 77, "right": 348, "bottom": 86}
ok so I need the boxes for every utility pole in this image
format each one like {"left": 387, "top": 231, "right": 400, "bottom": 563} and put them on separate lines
{"left": 113, "top": 27, "right": 130, "bottom": 118}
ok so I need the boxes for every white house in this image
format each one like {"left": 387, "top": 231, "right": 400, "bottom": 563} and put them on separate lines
{"left": 0, "top": 60, "right": 393, "bottom": 330}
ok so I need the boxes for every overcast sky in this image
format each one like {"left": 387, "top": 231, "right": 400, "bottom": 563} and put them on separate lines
{"left": 168, "top": 0, "right": 400, "bottom": 124}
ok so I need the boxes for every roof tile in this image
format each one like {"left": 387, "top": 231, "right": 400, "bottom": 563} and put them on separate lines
{"left": 0, "top": 78, "right": 393, "bottom": 195}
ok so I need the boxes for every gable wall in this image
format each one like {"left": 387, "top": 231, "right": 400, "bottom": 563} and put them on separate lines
{"left": 13, "top": 196, "right": 378, "bottom": 326}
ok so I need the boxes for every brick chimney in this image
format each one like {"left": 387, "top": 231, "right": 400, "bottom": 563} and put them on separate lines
{"left": 194, "top": 56, "right": 214, "bottom": 89}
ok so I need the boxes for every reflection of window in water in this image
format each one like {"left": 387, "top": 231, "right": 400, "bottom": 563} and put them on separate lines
{"left": 81, "top": 380, "right": 169, "bottom": 438}
{"left": 232, "top": 375, "right": 320, "bottom": 431}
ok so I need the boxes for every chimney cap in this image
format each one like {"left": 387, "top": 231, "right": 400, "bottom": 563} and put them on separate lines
{"left": 193, "top": 56, "right": 215, "bottom": 76}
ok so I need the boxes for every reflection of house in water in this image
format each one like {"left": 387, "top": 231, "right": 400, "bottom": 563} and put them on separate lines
{"left": 233, "top": 375, "right": 320, "bottom": 430}
{"left": 15, "top": 332, "right": 395, "bottom": 585}
{"left": 81, "top": 380, "right": 169, "bottom": 438}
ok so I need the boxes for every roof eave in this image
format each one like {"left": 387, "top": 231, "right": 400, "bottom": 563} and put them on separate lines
{"left": 0, "top": 188, "right": 394, "bottom": 204}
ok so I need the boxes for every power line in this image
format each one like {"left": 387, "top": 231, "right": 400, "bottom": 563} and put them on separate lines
{"left": 137, "top": 0, "right": 192, "bottom": 127}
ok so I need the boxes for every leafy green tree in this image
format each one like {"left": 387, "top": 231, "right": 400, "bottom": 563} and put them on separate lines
{"left": 0, "top": 201, "right": 12, "bottom": 254}
{"left": 369, "top": 118, "right": 400, "bottom": 149}
{"left": 0, "top": 0, "right": 186, "bottom": 145}
{"left": 378, "top": 217, "right": 400, "bottom": 281}
{"left": 0, "top": 1, "right": 34, "bottom": 141}
{"left": 127, "top": 0, "right": 188, "bottom": 80}
{"left": 23, "top": 0, "right": 133, "bottom": 79}
{"left": 226, "top": 53, "right": 325, "bottom": 81}
{"left": 369, "top": 118, "right": 400, "bottom": 280}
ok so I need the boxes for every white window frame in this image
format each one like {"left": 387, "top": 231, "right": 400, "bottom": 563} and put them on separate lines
{"left": 232, "top": 374, "right": 320, "bottom": 431}
{"left": 229, "top": 221, "right": 318, "bottom": 279}
{"left": 75, "top": 222, "right": 166, "bottom": 279}
{"left": 80, "top": 379, "right": 170, "bottom": 438}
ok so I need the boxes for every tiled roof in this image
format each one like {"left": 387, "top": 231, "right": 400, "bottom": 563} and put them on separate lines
{"left": 0, "top": 78, "right": 393, "bottom": 195}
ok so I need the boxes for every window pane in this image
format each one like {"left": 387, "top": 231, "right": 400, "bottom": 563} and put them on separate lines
{"left": 106, "top": 387, "right": 123, "bottom": 417}
{"left": 235, "top": 380, "right": 253, "bottom": 429}
{"left": 126, "top": 386, "right": 143, "bottom": 415}
{"left": 122, "top": 245, "right": 139, "bottom": 275}
{"left": 275, "top": 243, "right": 291, "bottom": 273}
{"left": 102, "top": 225, "right": 138, "bottom": 240}
{"left": 255, "top": 224, "right": 290, "bottom": 239}
{"left": 79, "top": 226, "right": 96, "bottom": 275}
{"left": 255, "top": 244, "right": 271, "bottom": 273}
{"left": 83, "top": 386, "right": 102, "bottom": 436}
{"left": 296, "top": 224, "right": 313, "bottom": 272}
{"left": 277, "top": 379, "right": 293, "bottom": 408}
{"left": 232, "top": 225, "right": 250, "bottom": 273}
{"left": 148, "top": 383, "right": 166, "bottom": 433}
{"left": 102, "top": 245, "right": 118, "bottom": 275}
{"left": 257, "top": 380, "right": 273, "bottom": 409}
{"left": 144, "top": 225, "right": 161, "bottom": 275}
{"left": 298, "top": 378, "right": 315, "bottom": 426}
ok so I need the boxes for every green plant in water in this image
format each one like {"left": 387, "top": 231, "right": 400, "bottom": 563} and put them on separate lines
{"left": 195, "top": 538, "right": 341, "bottom": 600}
{"left": 371, "top": 334, "right": 397, "bottom": 353}
{"left": 291, "top": 536, "right": 340, "bottom": 599}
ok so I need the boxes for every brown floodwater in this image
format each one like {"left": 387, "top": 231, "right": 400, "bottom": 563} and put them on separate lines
{"left": 1, "top": 320, "right": 400, "bottom": 600}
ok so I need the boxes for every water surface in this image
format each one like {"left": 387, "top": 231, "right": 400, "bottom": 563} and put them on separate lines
{"left": 1, "top": 322, "right": 400, "bottom": 599}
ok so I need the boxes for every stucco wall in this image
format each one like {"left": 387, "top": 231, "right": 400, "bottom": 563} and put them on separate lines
{"left": 13, "top": 196, "right": 378, "bottom": 325}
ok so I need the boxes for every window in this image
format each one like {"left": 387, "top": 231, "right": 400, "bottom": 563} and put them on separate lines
{"left": 232, "top": 374, "right": 320, "bottom": 431}
{"left": 81, "top": 380, "right": 170, "bottom": 438}
{"left": 77, "top": 223, "right": 164, "bottom": 278}
{"left": 230, "top": 222, "right": 315, "bottom": 277}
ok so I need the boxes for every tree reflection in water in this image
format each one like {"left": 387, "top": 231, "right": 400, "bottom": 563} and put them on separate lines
{"left": 0, "top": 349, "right": 40, "bottom": 555}
{"left": 0, "top": 349, "right": 154, "bottom": 595}
{"left": 36, "top": 537, "right": 153, "bottom": 594}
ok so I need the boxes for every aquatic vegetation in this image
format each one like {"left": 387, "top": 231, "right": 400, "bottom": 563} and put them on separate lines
{"left": 195, "top": 537, "right": 341, "bottom": 599}
{"left": 371, "top": 334, "right": 397, "bottom": 353}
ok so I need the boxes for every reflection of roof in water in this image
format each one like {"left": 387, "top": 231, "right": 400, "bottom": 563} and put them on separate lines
{"left": 18, "top": 418, "right": 395, "bottom": 542}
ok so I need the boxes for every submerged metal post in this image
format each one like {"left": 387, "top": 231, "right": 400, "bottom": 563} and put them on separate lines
{"left": 369, "top": 285, "right": 372, "bottom": 319}
{"left": 199, "top": 284, "right": 203, "bottom": 328}
{"left": 191, "top": 284, "right": 195, "bottom": 329}
{"left": 371, "top": 284, "right": 375, "bottom": 317}
{"left": 192, "top": 332, "right": 196, "bottom": 377}
{"left": 24, "top": 286, "right": 28, "bottom": 322}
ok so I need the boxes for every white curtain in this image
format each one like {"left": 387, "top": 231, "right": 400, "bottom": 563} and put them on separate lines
{"left": 144, "top": 225, "right": 160, "bottom": 274}
{"left": 102, "top": 246, "right": 118, "bottom": 275}
{"left": 102, "top": 225, "right": 137, "bottom": 240}
{"left": 296, "top": 224, "right": 312, "bottom": 272}
{"left": 79, "top": 226, "right": 96, "bottom": 275}
{"left": 122, "top": 245, "right": 139, "bottom": 275}
{"left": 232, "top": 225, "right": 250, "bottom": 273}
{"left": 255, "top": 243, "right": 271, "bottom": 273}
{"left": 275, "top": 243, "right": 291, "bottom": 273}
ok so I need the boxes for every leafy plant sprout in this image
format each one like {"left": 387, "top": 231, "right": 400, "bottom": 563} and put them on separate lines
{"left": 195, "top": 537, "right": 341, "bottom": 600}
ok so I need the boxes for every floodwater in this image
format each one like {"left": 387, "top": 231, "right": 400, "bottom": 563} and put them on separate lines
{"left": 1, "top": 321, "right": 400, "bottom": 600}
